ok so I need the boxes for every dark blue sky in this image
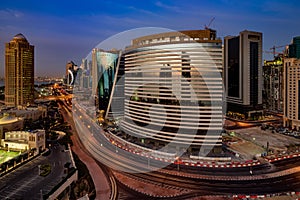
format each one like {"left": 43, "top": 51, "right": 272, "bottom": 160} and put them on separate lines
{"left": 0, "top": 0, "right": 300, "bottom": 77}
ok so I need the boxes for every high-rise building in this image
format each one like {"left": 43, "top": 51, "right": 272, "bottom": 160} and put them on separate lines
{"left": 121, "top": 29, "right": 223, "bottom": 154}
{"left": 263, "top": 55, "right": 284, "bottom": 111}
{"left": 91, "top": 48, "right": 124, "bottom": 120}
{"left": 65, "top": 61, "right": 77, "bottom": 85}
{"left": 5, "top": 33, "right": 34, "bottom": 107}
{"left": 288, "top": 36, "right": 300, "bottom": 59}
{"left": 283, "top": 58, "right": 300, "bottom": 129}
{"left": 224, "top": 30, "right": 263, "bottom": 118}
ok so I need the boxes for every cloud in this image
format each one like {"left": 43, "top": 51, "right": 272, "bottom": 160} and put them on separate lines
{"left": 155, "top": 1, "right": 182, "bottom": 13}
{"left": 127, "top": 6, "right": 161, "bottom": 17}
{"left": 0, "top": 9, "right": 23, "bottom": 19}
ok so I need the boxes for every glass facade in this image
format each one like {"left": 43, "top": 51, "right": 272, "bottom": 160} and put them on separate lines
{"left": 95, "top": 51, "right": 118, "bottom": 113}
{"left": 250, "top": 41, "right": 259, "bottom": 106}
{"left": 227, "top": 37, "right": 240, "bottom": 98}
{"left": 92, "top": 49, "right": 124, "bottom": 120}
{"left": 289, "top": 36, "right": 300, "bottom": 59}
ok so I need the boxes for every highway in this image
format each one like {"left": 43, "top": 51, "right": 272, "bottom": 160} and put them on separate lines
{"left": 62, "top": 98, "right": 300, "bottom": 198}
{"left": 58, "top": 99, "right": 114, "bottom": 200}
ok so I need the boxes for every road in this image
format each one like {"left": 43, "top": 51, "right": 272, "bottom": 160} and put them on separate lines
{"left": 58, "top": 99, "right": 112, "bottom": 200}
{"left": 70, "top": 100, "right": 300, "bottom": 198}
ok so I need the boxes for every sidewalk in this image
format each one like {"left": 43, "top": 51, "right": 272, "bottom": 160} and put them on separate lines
{"left": 71, "top": 135, "right": 111, "bottom": 200}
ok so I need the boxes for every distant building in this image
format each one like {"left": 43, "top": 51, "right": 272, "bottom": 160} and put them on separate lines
{"left": 283, "top": 58, "right": 300, "bottom": 129}
{"left": 2, "top": 130, "right": 46, "bottom": 153}
{"left": 5, "top": 33, "right": 34, "bottom": 107}
{"left": 263, "top": 55, "right": 284, "bottom": 111}
{"left": 65, "top": 61, "right": 77, "bottom": 85}
{"left": 288, "top": 36, "right": 300, "bottom": 59}
{"left": 224, "top": 30, "right": 263, "bottom": 118}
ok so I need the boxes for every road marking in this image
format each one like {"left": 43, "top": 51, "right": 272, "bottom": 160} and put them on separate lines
{"left": 4, "top": 175, "right": 40, "bottom": 199}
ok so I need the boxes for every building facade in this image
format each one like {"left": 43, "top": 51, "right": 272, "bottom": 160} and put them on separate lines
{"left": 2, "top": 130, "right": 46, "bottom": 153}
{"left": 5, "top": 33, "right": 34, "bottom": 107}
{"left": 91, "top": 49, "right": 124, "bottom": 121}
{"left": 263, "top": 55, "right": 284, "bottom": 111}
{"left": 224, "top": 30, "right": 263, "bottom": 118}
{"left": 283, "top": 58, "right": 300, "bottom": 129}
{"left": 121, "top": 29, "right": 223, "bottom": 154}
{"left": 288, "top": 36, "right": 300, "bottom": 59}
{"left": 65, "top": 61, "right": 77, "bottom": 85}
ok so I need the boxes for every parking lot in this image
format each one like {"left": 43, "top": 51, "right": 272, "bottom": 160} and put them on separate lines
{"left": 0, "top": 144, "right": 73, "bottom": 199}
{"left": 225, "top": 126, "right": 300, "bottom": 161}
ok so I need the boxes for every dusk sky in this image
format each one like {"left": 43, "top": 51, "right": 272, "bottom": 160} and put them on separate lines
{"left": 0, "top": 0, "right": 300, "bottom": 77}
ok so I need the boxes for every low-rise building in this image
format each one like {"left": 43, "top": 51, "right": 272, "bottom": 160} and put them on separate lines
{"left": 7, "top": 105, "right": 47, "bottom": 121}
{"left": 0, "top": 113, "right": 24, "bottom": 138}
{"left": 2, "top": 130, "right": 46, "bottom": 153}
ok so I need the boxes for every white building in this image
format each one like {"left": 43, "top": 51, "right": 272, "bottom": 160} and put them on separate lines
{"left": 121, "top": 29, "right": 223, "bottom": 154}
{"left": 2, "top": 130, "right": 46, "bottom": 153}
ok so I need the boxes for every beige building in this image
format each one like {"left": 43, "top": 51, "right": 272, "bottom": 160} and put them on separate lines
{"left": 283, "top": 58, "right": 300, "bottom": 129}
{"left": 2, "top": 130, "right": 46, "bottom": 153}
{"left": 5, "top": 33, "right": 34, "bottom": 107}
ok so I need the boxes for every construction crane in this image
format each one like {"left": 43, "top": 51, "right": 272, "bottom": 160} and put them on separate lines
{"left": 205, "top": 17, "right": 215, "bottom": 30}
{"left": 270, "top": 45, "right": 287, "bottom": 58}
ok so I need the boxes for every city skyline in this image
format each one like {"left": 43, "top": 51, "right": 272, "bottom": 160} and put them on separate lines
{"left": 0, "top": 0, "right": 300, "bottom": 77}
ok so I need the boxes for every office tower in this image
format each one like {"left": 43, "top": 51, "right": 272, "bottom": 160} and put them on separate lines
{"left": 121, "top": 29, "right": 223, "bottom": 154}
{"left": 91, "top": 49, "right": 124, "bottom": 121}
{"left": 283, "top": 58, "right": 300, "bottom": 129}
{"left": 81, "top": 58, "right": 88, "bottom": 70}
{"left": 263, "top": 55, "right": 284, "bottom": 111}
{"left": 65, "top": 61, "right": 76, "bottom": 85}
{"left": 288, "top": 36, "right": 300, "bottom": 59}
{"left": 5, "top": 33, "right": 34, "bottom": 107}
{"left": 224, "top": 30, "right": 263, "bottom": 119}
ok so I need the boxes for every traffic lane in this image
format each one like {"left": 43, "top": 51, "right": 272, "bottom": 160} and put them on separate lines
{"left": 124, "top": 170, "right": 300, "bottom": 195}
{"left": 59, "top": 101, "right": 111, "bottom": 200}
